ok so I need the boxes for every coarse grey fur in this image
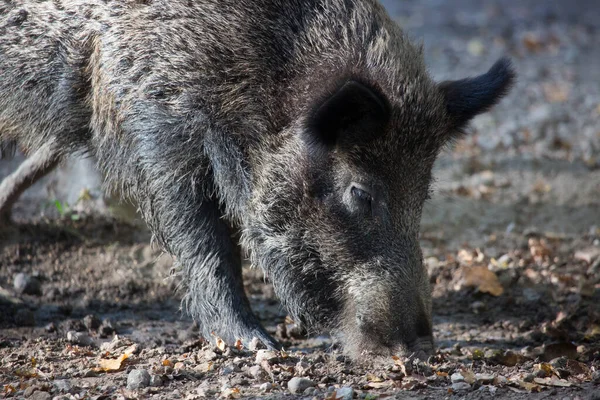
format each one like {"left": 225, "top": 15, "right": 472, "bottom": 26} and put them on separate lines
{"left": 0, "top": 0, "right": 514, "bottom": 359}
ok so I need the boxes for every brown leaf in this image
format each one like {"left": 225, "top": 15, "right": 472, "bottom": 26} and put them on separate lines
{"left": 216, "top": 337, "right": 227, "bottom": 352}
{"left": 366, "top": 373, "right": 384, "bottom": 383}
{"left": 535, "top": 362, "right": 554, "bottom": 377}
{"left": 96, "top": 353, "right": 129, "bottom": 372}
{"left": 491, "top": 350, "right": 528, "bottom": 367}
{"left": 456, "top": 266, "right": 504, "bottom": 296}
{"left": 517, "top": 381, "right": 542, "bottom": 392}
{"left": 564, "top": 360, "right": 591, "bottom": 378}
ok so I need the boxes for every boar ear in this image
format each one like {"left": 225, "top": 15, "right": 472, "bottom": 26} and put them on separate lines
{"left": 308, "top": 80, "right": 391, "bottom": 147}
{"left": 440, "top": 57, "right": 515, "bottom": 132}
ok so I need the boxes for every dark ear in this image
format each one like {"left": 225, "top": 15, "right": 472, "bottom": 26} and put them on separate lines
{"left": 308, "top": 80, "right": 391, "bottom": 147}
{"left": 440, "top": 57, "right": 516, "bottom": 131}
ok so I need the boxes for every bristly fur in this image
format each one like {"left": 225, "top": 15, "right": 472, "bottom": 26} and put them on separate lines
{"left": 0, "top": 0, "right": 514, "bottom": 358}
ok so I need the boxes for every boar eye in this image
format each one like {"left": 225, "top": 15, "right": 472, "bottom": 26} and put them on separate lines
{"left": 350, "top": 185, "right": 372, "bottom": 204}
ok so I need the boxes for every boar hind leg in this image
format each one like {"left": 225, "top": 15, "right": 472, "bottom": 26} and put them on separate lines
{"left": 0, "top": 141, "right": 60, "bottom": 224}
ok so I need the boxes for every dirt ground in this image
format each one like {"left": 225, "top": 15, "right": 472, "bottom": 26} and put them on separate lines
{"left": 1, "top": 0, "right": 600, "bottom": 399}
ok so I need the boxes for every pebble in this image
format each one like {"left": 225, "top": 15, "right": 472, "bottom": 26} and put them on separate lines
{"left": 249, "top": 337, "right": 267, "bottom": 351}
{"left": 304, "top": 387, "right": 318, "bottom": 395}
{"left": 13, "top": 273, "right": 42, "bottom": 296}
{"left": 259, "top": 382, "right": 274, "bottom": 392}
{"left": 336, "top": 386, "right": 354, "bottom": 400}
{"left": 99, "top": 319, "right": 116, "bottom": 338}
{"left": 451, "top": 382, "right": 472, "bottom": 392}
{"left": 29, "top": 391, "right": 52, "bottom": 400}
{"left": 150, "top": 374, "right": 165, "bottom": 387}
{"left": 66, "top": 331, "right": 93, "bottom": 346}
{"left": 450, "top": 372, "right": 465, "bottom": 383}
{"left": 83, "top": 314, "right": 101, "bottom": 331}
{"left": 255, "top": 349, "right": 278, "bottom": 364}
{"left": 127, "top": 369, "right": 151, "bottom": 390}
{"left": 44, "top": 322, "right": 57, "bottom": 333}
{"left": 53, "top": 379, "right": 72, "bottom": 393}
{"left": 247, "top": 365, "right": 266, "bottom": 380}
{"left": 287, "top": 377, "right": 316, "bottom": 394}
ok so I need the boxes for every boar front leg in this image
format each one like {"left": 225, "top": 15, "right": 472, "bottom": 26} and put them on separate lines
{"left": 130, "top": 163, "right": 278, "bottom": 349}
{"left": 180, "top": 196, "right": 278, "bottom": 349}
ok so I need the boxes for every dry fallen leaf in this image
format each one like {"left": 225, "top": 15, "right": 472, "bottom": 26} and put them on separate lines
{"left": 96, "top": 352, "right": 129, "bottom": 372}
{"left": 366, "top": 373, "right": 384, "bottom": 383}
{"left": 221, "top": 387, "right": 241, "bottom": 399}
{"left": 490, "top": 350, "right": 528, "bottom": 367}
{"left": 456, "top": 266, "right": 504, "bottom": 296}
{"left": 234, "top": 339, "right": 244, "bottom": 351}
{"left": 517, "top": 380, "right": 542, "bottom": 392}
{"left": 162, "top": 359, "right": 173, "bottom": 367}
{"left": 460, "top": 368, "right": 476, "bottom": 385}
{"left": 534, "top": 377, "right": 572, "bottom": 387}
{"left": 216, "top": 337, "right": 227, "bottom": 351}
{"left": 365, "top": 381, "right": 393, "bottom": 389}
{"left": 535, "top": 362, "right": 554, "bottom": 377}
{"left": 95, "top": 344, "right": 137, "bottom": 373}
{"left": 3, "top": 385, "right": 17, "bottom": 395}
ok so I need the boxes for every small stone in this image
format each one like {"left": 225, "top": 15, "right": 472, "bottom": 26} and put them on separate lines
{"left": 287, "top": 377, "right": 316, "bottom": 394}
{"left": 221, "top": 365, "right": 235, "bottom": 376}
{"left": 249, "top": 337, "right": 267, "bottom": 351}
{"left": 29, "top": 391, "right": 52, "bottom": 400}
{"left": 255, "top": 349, "right": 278, "bottom": 364}
{"left": 98, "top": 319, "right": 116, "bottom": 338}
{"left": 304, "top": 387, "right": 317, "bottom": 395}
{"left": 83, "top": 314, "right": 101, "bottom": 331}
{"left": 259, "top": 382, "right": 273, "bottom": 392}
{"left": 45, "top": 322, "right": 57, "bottom": 333}
{"left": 592, "top": 370, "right": 600, "bottom": 383}
{"left": 66, "top": 331, "right": 93, "bottom": 346}
{"left": 203, "top": 349, "right": 218, "bottom": 361}
{"left": 150, "top": 375, "right": 165, "bottom": 387}
{"left": 13, "top": 273, "right": 42, "bottom": 296}
{"left": 127, "top": 369, "right": 151, "bottom": 390}
{"left": 83, "top": 369, "right": 98, "bottom": 378}
{"left": 336, "top": 386, "right": 354, "bottom": 400}
{"left": 451, "top": 382, "right": 471, "bottom": 392}
{"left": 295, "top": 361, "right": 310, "bottom": 375}
{"left": 24, "top": 386, "right": 37, "bottom": 397}
{"left": 14, "top": 308, "right": 35, "bottom": 326}
{"left": 247, "top": 365, "right": 266, "bottom": 380}
{"left": 53, "top": 379, "right": 72, "bottom": 393}
{"left": 450, "top": 372, "right": 465, "bottom": 383}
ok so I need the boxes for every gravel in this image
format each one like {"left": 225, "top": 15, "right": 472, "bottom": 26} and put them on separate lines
{"left": 287, "top": 377, "right": 316, "bottom": 394}
{"left": 127, "top": 369, "right": 151, "bottom": 390}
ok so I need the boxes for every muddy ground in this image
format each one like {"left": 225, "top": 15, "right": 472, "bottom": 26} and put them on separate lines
{"left": 1, "top": 0, "right": 600, "bottom": 399}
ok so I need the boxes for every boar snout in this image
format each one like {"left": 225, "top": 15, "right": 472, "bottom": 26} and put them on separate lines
{"left": 342, "top": 269, "right": 433, "bottom": 360}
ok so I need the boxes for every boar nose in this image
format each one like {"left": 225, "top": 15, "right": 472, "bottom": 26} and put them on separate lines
{"left": 355, "top": 308, "right": 433, "bottom": 358}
